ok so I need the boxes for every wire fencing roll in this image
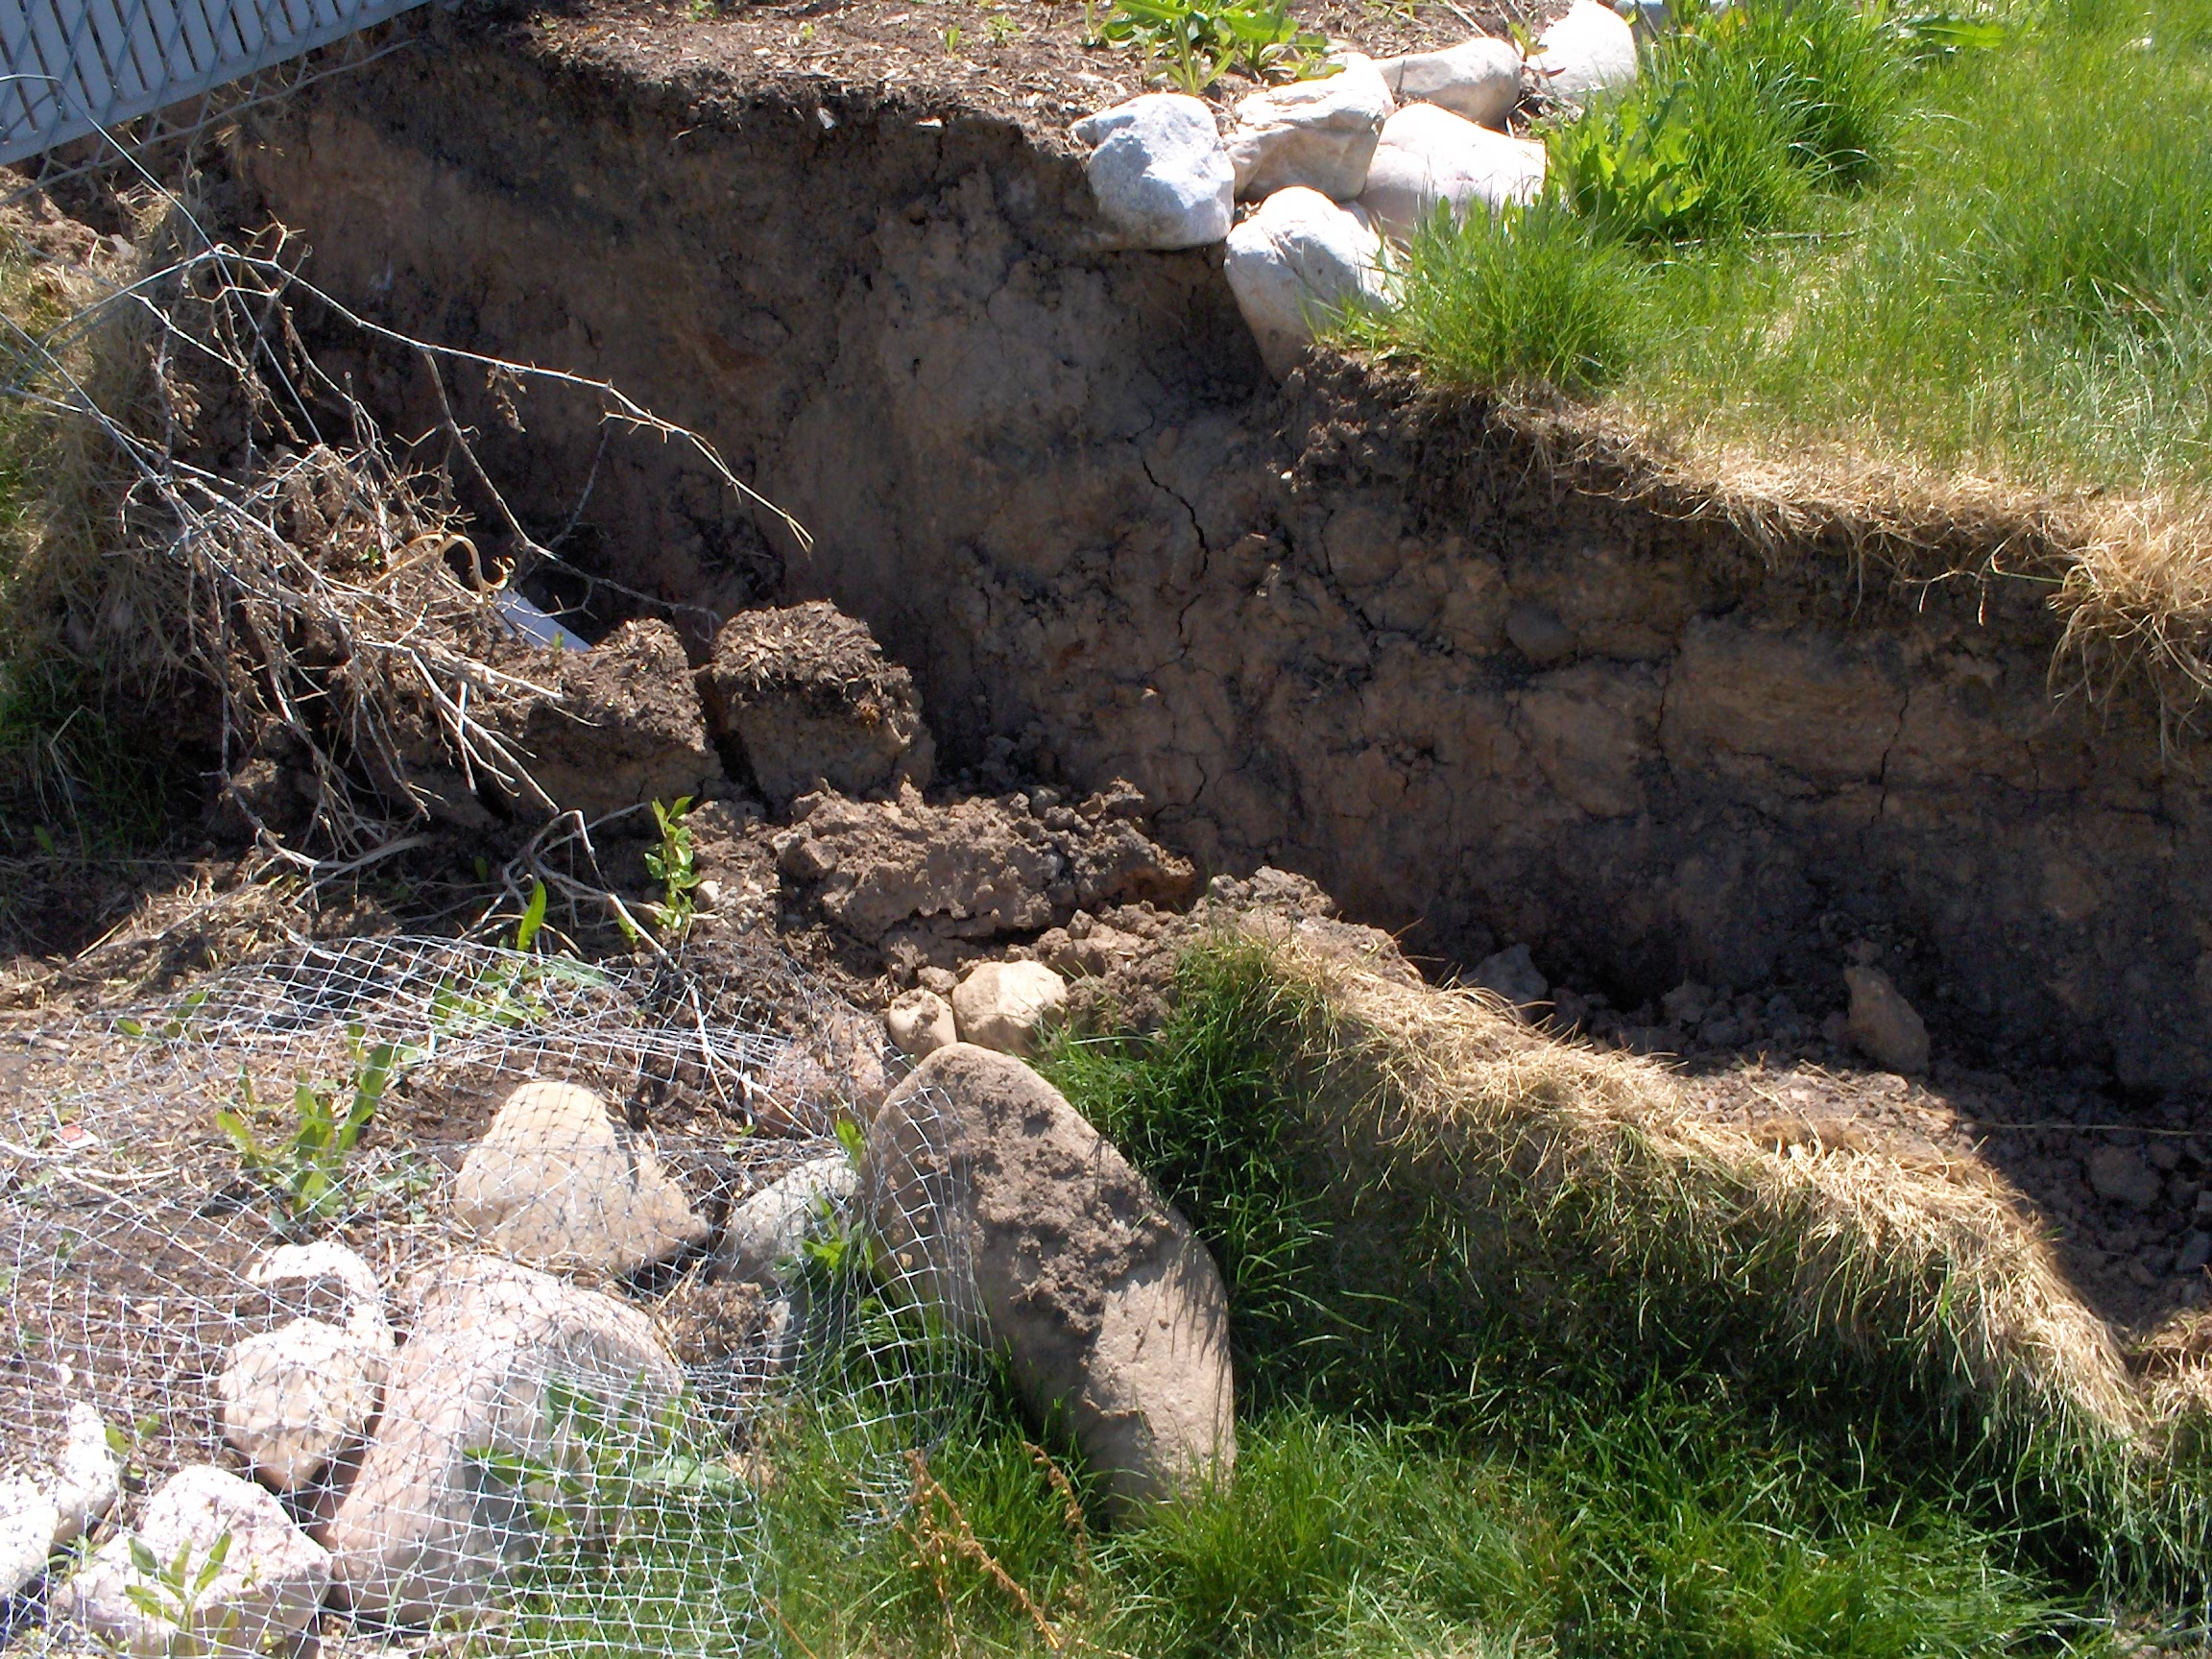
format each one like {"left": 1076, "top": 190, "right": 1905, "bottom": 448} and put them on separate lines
{"left": 0, "top": 935, "right": 983, "bottom": 1658}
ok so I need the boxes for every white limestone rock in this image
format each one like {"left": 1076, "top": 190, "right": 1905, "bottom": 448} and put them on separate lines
{"left": 1070, "top": 94, "right": 1236, "bottom": 250}
{"left": 710, "top": 1154, "right": 859, "bottom": 1287}
{"left": 46, "top": 1402, "right": 120, "bottom": 1548}
{"left": 220, "top": 1318, "right": 390, "bottom": 1493}
{"left": 1377, "top": 36, "right": 1525, "bottom": 128}
{"left": 54, "top": 1465, "right": 330, "bottom": 1658}
{"left": 1537, "top": 0, "right": 1640, "bottom": 103}
{"left": 1223, "top": 186, "right": 1388, "bottom": 378}
{"left": 0, "top": 1402, "right": 122, "bottom": 1597}
{"left": 950, "top": 960, "right": 1070, "bottom": 1056}
{"left": 248, "top": 1240, "right": 390, "bottom": 1343}
{"left": 325, "top": 1257, "right": 685, "bottom": 1625}
{"left": 0, "top": 1477, "right": 60, "bottom": 1599}
{"left": 1356, "top": 103, "right": 1547, "bottom": 242}
{"left": 1224, "top": 54, "right": 1395, "bottom": 202}
{"left": 884, "top": 987, "right": 958, "bottom": 1060}
{"left": 452, "top": 1080, "right": 708, "bottom": 1275}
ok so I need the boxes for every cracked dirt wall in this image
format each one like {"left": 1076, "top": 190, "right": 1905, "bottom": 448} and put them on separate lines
{"left": 233, "top": 13, "right": 2212, "bottom": 1087}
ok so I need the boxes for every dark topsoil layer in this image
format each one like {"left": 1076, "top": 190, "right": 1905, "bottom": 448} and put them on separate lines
{"left": 509, "top": 0, "right": 1537, "bottom": 144}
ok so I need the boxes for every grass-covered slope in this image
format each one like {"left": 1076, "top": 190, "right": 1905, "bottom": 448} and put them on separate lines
{"left": 1345, "top": 0, "right": 2212, "bottom": 509}
{"left": 748, "top": 934, "right": 2212, "bottom": 1658}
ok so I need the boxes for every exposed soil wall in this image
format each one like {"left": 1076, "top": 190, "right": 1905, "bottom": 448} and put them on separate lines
{"left": 233, "top": 12, "right": 2212, "bottom": 1089}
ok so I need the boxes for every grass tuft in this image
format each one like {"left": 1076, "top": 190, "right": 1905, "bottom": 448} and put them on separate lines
{"left": 1342, "top": 202, "right": 1646, "bottom": 395}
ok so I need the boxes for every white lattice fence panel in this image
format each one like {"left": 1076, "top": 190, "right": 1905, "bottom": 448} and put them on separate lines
{"left": 1, "top": 0, "right": 426, "bottom": 165}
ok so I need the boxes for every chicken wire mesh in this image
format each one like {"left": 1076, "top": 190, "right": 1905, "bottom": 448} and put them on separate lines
{"left": 0, "top": 934, "right": 983, "bottom": 1657}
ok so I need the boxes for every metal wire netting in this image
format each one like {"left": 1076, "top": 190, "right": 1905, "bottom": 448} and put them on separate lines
{"left": 0, "top": 935, "right": 982, "bottom": 1658}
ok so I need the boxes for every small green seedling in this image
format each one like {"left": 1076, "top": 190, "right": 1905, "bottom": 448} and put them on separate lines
{"left": 515, "top": 878, "right": 549, "bottom": 953}
{"left": 116, "top": 988, "right": 211, "bottom": 1043}
{"left": 642, "top": 796, "right": 703, "bottom": 936}
{"left": 124, "top": 1531, "right": 238, "bottom": 1657}
{"left": 216, "top": 1023, "right": 397, "bottom": 1227}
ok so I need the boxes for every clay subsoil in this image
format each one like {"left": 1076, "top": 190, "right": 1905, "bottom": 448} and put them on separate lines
{"left": 2, "top": 0, "right": 2207, "bottom": 1360}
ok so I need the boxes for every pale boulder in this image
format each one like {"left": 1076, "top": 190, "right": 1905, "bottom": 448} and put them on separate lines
{"left": 0, "top": 1478, "right": 60, "bottom": 1599}
{"left": 45, "top": 1402, "right": 120, "bottom": 1547}
{"left": 325, "top": 1257, "right": 685, "bottom": 1625}
{"left": 710, "top": 1154, "right": 859, "bottom": 1286}
{"left": 884, "top": 987, "right": 958, "bottom": 1060}
{"left": 220, "top": 1319, "right": 389, "bottom": 1493}
{"left": 1070, "top": 94, "right": 1235, "bottom": 251}
{"left": 249, "top": 1239, "right": 391, "bottom": 1345}
{"left": 222, "top": 1240, "right": 396, "bottom": 1492}
{"left": 0, "top": 1402, "right": 121, "bottom": 1597}
{"left": 1223, "top": 186, "right": 1388, "bottom": 378}
{"left": 1471, "top": 943, "right": 1550, "bottom": 1018}
{"left": 1224, "top": 54, "right": 1394, "bottom": 202}
{"left": 55, "top": 1465, "right": 330, "bottom": 1658}
{"left": 1536, "top": 0, "right": 1640, "bottom": 103}
{"left": 452, "top": 1080, "right": 708, "bottom": 1275}
{"left": 1844, "top": 966, "right": 1930, "bottom": 1075}
{"left": 950, "top": 960, "right": 1070, "bottom": 1056}
{"left": 864, "top": 1045, "right": 1236, "bottom": 1512}
{"left": 1377, "top": 36, "right": 1524, "bottom": 127}
{"left": 1357, "top": 103, "right": 1547, "bottom": 242}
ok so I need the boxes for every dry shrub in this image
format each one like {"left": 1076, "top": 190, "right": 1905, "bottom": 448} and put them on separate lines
{"left": 2, "top": 181, "right": 794, "bottom": 867}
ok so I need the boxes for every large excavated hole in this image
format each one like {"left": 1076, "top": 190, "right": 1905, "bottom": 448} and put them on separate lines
{"left": 228, "top": 14, "right": 2212, "bottom": 1123}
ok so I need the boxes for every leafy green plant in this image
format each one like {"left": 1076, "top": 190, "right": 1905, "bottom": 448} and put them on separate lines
{"left": 470, "top": 1382, "right": 740, "bottom": 1554}
{"left": 216, "top": 1023, "right": 397, "bottom": 1226}
{"left": 123, "top": 1532, "right": 238, "bottom": 1657}
{"left": 1545, "top": 45, "right": 1812, "bottom": 243}
{"left": 1217, "top": 0, "right": 1331, "bottom": 82}
{"left": 642, "top": 795, "right": 703, "bottom": 935}
{"left": 1097, "top": 0, "right": 1326, "bottom": 93}
{"left": 116, "top": 988, "right": 211, "bottom": 1043}
{"left": 1098, "top": 0, "right": 1227, "bottom": 93}
{"left": 1545, "top": 86, "right": 1715, "bottom": 242}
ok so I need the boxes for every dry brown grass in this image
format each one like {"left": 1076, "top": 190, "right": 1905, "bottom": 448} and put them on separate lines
{"left": 1450, "top": 386, "right": 2212, "bottom": 746}
{"left": 1216, "top": 927, "right": 2212, "bottom": 1571}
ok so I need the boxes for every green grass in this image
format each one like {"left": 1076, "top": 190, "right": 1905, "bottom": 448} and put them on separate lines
{"left": 1346, "top": 200, "right": 1647, "bottom": 394}
{"left": 747, "top": 1386, "right": 2098, "bottom": 1658}
{"left": 1035, "top": 943, "right": 2212, "bottom": 1595}
{"left": 1345, "top": 0, "right": 2212, "bottom": 503}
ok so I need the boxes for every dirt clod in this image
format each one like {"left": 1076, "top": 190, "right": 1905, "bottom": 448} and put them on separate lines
{"left": 698, "top": 601, "right": 933, "bottom": 811}
{"left": 501, "top": 618, "right": 725, "bottom": 821}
